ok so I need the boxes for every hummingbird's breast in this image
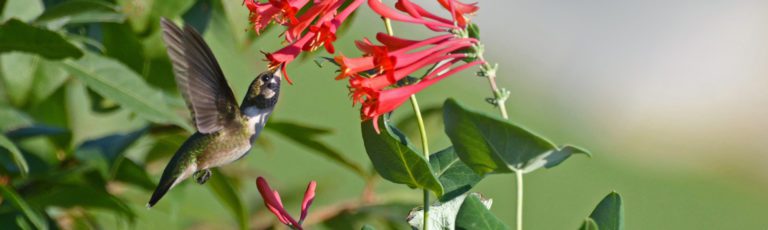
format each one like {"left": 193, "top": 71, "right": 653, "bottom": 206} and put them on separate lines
{"left": 196, "top": 112, "right": 270, "bottom": 170}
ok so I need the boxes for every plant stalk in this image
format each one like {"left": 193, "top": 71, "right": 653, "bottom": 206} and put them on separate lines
{"left": 516, "top": 171, "right": 524, "bottom": 230}
{"left": 382, "top": 13, "right": 431, "bottom": 230}
{"left": 410, "top": 95, "right": 431, "bottom": 230}
{"left": 477, "top": 55, "right": 509, "bottom": 120}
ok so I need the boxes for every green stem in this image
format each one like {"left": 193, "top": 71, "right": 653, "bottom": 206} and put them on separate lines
{"left": 382, "top": 13, "right": 431, "bottom": 230}
{"left": 477, "top": 56, "right": 509, "bottom": 120}
{"left": 410, "top": 95, "right": 430, "bottom": 230}
{"left": 516, "top": 171, "right": 524, "bottom": 230}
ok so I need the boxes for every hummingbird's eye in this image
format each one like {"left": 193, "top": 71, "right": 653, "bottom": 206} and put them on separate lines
{"left": 262, "top": 74, "right": 272, "bottom": 82}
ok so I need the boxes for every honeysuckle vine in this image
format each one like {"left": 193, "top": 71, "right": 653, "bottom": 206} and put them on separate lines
{"left": 244, "top": 1, "right": 565, "bottom": 230}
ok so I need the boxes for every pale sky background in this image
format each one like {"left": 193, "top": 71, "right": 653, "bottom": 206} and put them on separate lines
{"left": 463, "top": 0, "right": 768, "bottom": 175}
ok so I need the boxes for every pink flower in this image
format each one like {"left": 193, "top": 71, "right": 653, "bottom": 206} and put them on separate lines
{"left": 256, "top": 177, "right": 317, "bottom": 229}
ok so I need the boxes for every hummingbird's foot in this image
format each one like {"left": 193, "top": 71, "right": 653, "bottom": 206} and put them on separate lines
{"left": 194, "top": 169, "right": 212, "bottom": 184}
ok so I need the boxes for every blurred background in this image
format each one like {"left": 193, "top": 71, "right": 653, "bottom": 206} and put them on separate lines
{"left": 0, "top": 0, "right": 766, "bottom": 229}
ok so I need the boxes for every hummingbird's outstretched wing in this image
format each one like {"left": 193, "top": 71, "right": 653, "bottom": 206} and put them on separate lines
{"left": 160, "top": 18, "right": 240, "bottom": 134}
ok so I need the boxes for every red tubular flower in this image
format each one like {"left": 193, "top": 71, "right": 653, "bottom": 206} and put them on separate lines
{"left": 256, "top": 177, "right": 317, "bottom": 229}
{"left": 245, "top": 0, "right": 364, "bottom": 83}
{"left": 330, "top": 0, "right": 482, "bottom": 131}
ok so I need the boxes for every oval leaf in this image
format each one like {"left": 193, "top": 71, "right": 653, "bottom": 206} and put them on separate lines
{"left": 430, "top": 147, "right": 483, "bottom": 202}
{"left": 0, "top": 19, "right": 83, "bottom": 59}
{"left": 586, "top": 192, "right": 624, "bottom": 230}
{"left": 58, "top": 52, "right": 192, "bottom": 131}
{"left": 408, "top": 193, "right": 492, "bottom": 230}
{"left": 455, "top": 193, "right": 509, "bottom": 230}
{"left": 443, "top": 99, "right": 590, "bottom": 174}
{"left": 207, "top": 169, "right": 248, "bottom": 230}
{"left": 0, "top": 134, "right": 29, "bottom": 177}
{"left": 361, "top": 118, "right": 443, "bottom": 196}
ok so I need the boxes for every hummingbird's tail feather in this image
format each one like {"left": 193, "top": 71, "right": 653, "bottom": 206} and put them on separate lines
{"left": 147, "top": 139, "right": 199, "bottom": 208}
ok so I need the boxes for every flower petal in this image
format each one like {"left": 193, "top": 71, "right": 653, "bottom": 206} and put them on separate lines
{"left": 299, "top": 181, "right": 317, "bottom": 223}
{"left": 367, "top": 0, "right": 457, "bottom": 30}
{"left": 256, "top": 177, "right": 300, "bottom": 227}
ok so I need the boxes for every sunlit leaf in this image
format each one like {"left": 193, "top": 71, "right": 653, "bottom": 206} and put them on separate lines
{"left": 0, "top": 105, "right": 33, "bottom": 131}
{"left": 0, "top": 134, "right": 28, "bottom": 177}
{"left": 1, "top": 52, "right": 38, "bottom": 106}
{"left": 0, "top": 19, "right": 83, "bottom": 59}
{"left": 29, "top": 60, "right": 69, "bottom": 106}
{"left": 443, "top": 99, "right": 590, "bottom": 174}
{"left": 35, "top": 0, "right": 125, "bottom": 25}
{"left": 207, "top": 169, "right": 247, "bottom": 230}
{"left": 267, "top": 120, "right": 366, "bottom": 178}
{"left": 58, "top": 52, "right": 192, "bottom": 131}
{"left": 361, "top": 118, "right": 443, "bottom": 197}
{"left": 0, "top": 185, "right": 48, "bottom": 230}
{"left": 584, "top": 192, "right": 624, "bottom": 230}
{"left": 455, "top": 193, "right": 508, "bottom": 230}
{"left": 429, "top": 147, "right": 483, "bottom": 202}
{"left": 407, "top": 193, "right": 490, "bottom": 230}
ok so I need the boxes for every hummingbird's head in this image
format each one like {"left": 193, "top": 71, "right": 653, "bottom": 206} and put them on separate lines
{"left": 241, "top": 69, "right": 281, "bottom": 113}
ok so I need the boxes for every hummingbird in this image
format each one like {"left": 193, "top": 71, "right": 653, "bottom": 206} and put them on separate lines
{"left": 147, "top": 18, "right": 281, "bottom": 208}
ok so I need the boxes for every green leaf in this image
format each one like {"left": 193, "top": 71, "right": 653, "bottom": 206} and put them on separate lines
{"left": 443, "top": 99, "right": 590, "bottom": 174}
{"left": 4, "top": 125, "right": 65, "bottom": 140}
{"left": 58, "top": 52, "right": 192, "bottom": 131}
{"left": 0, "top": 134, "right": 28, "bottom": 177}
{"left": 361, "top": 118, "right": 443, "bottom": 196}
{"left": 430, "top": 147, "right": 484, "bottom": 202}
{"left": 35, "top": 0, "right": 125, "bottom": 25}
{"left": 408, "top": 193, "right": 490, "bottom": 230}
{"left": 114, "top": 158, "right": 155, "bottom": 190}
{"left": 267, "top": 120, "right": 366, "bottom": 178}
{"left": 0, "top": 19, "right": 83, "bottom": 59}
{"left": 29, "top": 59, "right": 69, "bottom": 106}
{"left": 0, "top": 185, "right": 47, "bottom": 230}
{"left": 181, "top": 0, "right": 214, "bottom": 34}
{"left": 207, "top": 169, "right": 247, "bottom": 230}
{"left": 1, "top": 52, "right": 38, "bottom": 106}
{"left": 25, "top": 184, "right": 135, "bottom": 221}
{"left": 101, "top": 22, "right": 144, "bottom": 74}
{"left": 455, "top": 194, "right": 509, "bottom": 230}
{"left": 77, "top": 128, "right": 147, "bottom": 164}
{"left": 361, "top": 224, "right": 376, "bottom": 230}
{"left": 580, "top": 218, "right": 599, "bottom": 230}
{"left": 585, "top": 192, "right": 624, "bottom": 230}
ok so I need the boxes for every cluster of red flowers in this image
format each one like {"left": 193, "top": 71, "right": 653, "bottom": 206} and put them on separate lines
{"left": 256, "top": 177, "right": 316, "bottom": 229}
{"left": 247, "top": 0, "right": 482, "bottom": 226}
{"left": 336, "top": 0, "right": 481, "bottom": 126}
{"left": 244, "top": 0, "right": 365, "bottom": 83}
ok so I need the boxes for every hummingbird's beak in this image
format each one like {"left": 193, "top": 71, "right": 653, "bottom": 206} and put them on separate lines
{"left": 269, "top": 64, "right": 292, "bottom": 84}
